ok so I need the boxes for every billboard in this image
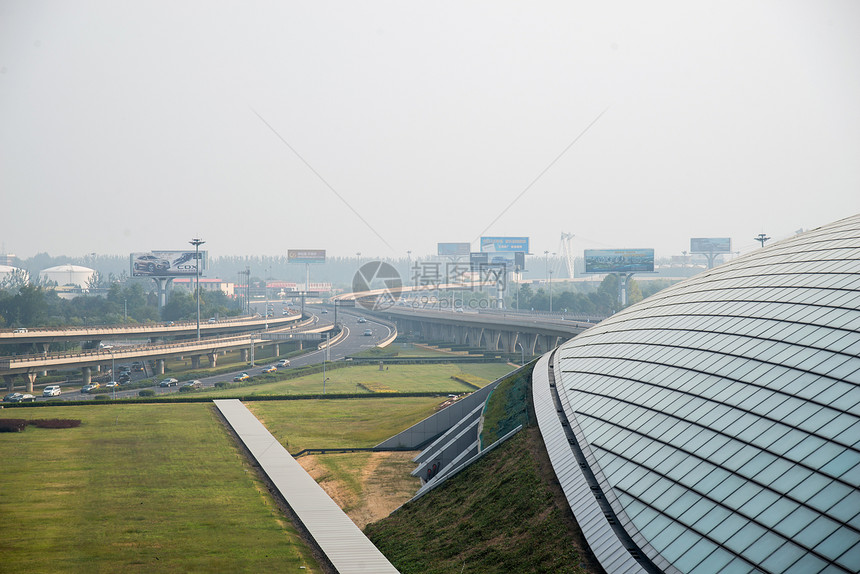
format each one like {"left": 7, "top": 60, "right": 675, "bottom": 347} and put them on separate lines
{"left": 288, "top": 249, "right": 326, "bottom": 264}
{"left": 469, "top": 252, "right": 489, "bottom": 271}
{"left": 485, "top": 251, "right": 525, "bottom": 269}
{"left": 480, "top": 236, "right": 529, "bottom": 253}
{"left": 130, "top": 251, "right": 207, "bottom": 277}
{"left": 690, "top": 237, "right": 732, "bottom": 254}
{"left": 584, "top": 249, "right": 655, "bottom": 273}
{"left": 438, "top": 242, "right": 471, "bottom": 256}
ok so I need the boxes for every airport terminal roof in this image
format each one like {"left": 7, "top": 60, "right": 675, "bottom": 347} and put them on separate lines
{"left": 549, "top": 214, "right": 860, "bottom": 573}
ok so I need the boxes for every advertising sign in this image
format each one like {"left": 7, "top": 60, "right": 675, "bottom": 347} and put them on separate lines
{"left": 288, "top": 249, "right": 326, "bottom": 264}
{"left": 130, "top": 251, "right": 207, "bottom": 277}
{"left": 584, "top": 249, "right": 655, "bottom": 273}
{"left": 690, "top": 238, "right": 732, "bottom": 254}
{"left": 480, "top": 236, "right": 529, "bottom": 253}
{"left": 469, "top": 252, "right": 489, "bottom": 271}
{"left": 438, "top": 242, "right": 471, "bottom": 256}
{"left": 485, "top": 251, "right": 525, "bottom": 269}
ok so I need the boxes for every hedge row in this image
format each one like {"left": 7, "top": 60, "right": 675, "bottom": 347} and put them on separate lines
{"left": 0, "top": 418, "right": 82, "bottom": 432}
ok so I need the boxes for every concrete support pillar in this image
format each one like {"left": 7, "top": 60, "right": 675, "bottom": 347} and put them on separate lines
{"left": 82, "top": 367, "right": 92, "bottom": 385}
{"left": 4, "top": 374, "right": 14, "bottom": 392}
{"left": 297, "top": 340, "right": 303, "bottom": 351}
{"left": 486, "top": 330, "right": 501, "bottom": 351}
{"left": 94, "top": 364, "right": 101, "bottom": 373}
{"left": 191, "top": 356, "right": 200, "bottom": 369}
{"left": 499, "top": 332, "right": 518, "bottom": 354}
{"left": 526, "top": 333, "right": 539, "bottom": 355}
{"left": 156, "top": 359, "right": 165, "bottom": 375}
{"left": 207, "top": 352, "right": 218, "bottom": 368}
{"left": 240, "top": 349, "right": 249, "bottom": 362}
{"left": 26, "top": 372, "right": 37, "bottom": 393}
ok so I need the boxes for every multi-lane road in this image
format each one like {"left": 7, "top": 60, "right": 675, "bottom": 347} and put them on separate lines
{"left": 18, "top": 305, "right": 393, "bottom": 402}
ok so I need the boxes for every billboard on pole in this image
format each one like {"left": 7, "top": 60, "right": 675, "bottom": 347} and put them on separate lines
{"left": 130, "top": 251, "right": 207, "bottom": 277}
{"left": 480, "top": 236, "right": 529, "bottom": 253}
{"left": 288, "top": 249, "right": 326, "bottom": 264}
{"left": 690, "top": 238, "right": 732, "bottom": 254}
{"left": 437, "top": 242, "right": 471, "bottom": 256}
{"left": 584, "top": 249, "right": 655, "bottom": 273}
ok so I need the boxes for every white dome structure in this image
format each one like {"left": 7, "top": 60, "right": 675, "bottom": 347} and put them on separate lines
{"left": 535, "top": 214, "right": 860, "bottom": 573}
{"left": 39, "top": 264, "right": 96, "bottom": 288}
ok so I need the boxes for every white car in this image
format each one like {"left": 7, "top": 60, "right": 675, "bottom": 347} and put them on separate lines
{"left": 105, "top": 381, "right": 120, "bottom": 388}
{"left": 276, "top": 359, "right": 291, "bottom": 367}
{"left": 43, "top": 386, "right": 61, "bottom": 397}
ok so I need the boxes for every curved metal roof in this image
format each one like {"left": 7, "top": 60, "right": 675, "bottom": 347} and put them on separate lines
{"left": 546, "top": 215, "right": 860, "bottom": 573}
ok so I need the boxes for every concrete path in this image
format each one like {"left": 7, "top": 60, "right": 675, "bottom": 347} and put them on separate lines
{"left": 214, "top": 399, "right": 400, "bottom": 574}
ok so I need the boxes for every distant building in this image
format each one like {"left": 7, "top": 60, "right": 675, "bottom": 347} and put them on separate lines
{"left": 172, "top": 277, "right": 234, "bottom": 297}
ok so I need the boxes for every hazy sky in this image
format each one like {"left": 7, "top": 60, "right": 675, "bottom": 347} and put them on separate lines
{"left": 2, "top": 1, "right": 859, "bottom": 261}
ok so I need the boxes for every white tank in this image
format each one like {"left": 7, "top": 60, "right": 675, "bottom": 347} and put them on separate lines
{"left": 39, "top": 264, "right": 96, "bottom": 288}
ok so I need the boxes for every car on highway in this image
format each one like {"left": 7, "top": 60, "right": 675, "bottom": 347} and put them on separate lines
{"left": 363, "top": 329, "right": 373, "bottom": 336}
{"left": 182, "top": 380, "right": 203, "bottom": 389}
{"left": 276, "top": 359, "right": 291, "bottom": 367}
{"left": 208, "top": 318, "right": 217, "bottom": 323}
{"left": 81, "top": 383, "right": 100, "bottom": 393}
{"left": 12, "top": 327, "right": 28, "bottom": 333}
{"left": 233, "top": 373, "right": 250, "bottom": 382}
{"left": 320, "top": 309, "right": 328, "bottom": 314}
{"left": 262, "top": 365, "right": 277, "bottom": 373}
{"left": 134, "top": 254, "right": 170, "bottom": 273}
{"left": 9, "top": 393, "right": 36, "bottom": 402}
{"left": 118, "top": 373, "right": 131, "bottom": 383}
{"left": 357, "top": 317, "right": 367, "bottom": 323}
{"left": 105, "top": 381, "right": 120, "bottom": 388}
{"left": 131, "top": 362, "right": 144, "bottom": 372}
{"left": 43, "top": 386, "right": 62, "bottom": 397}
{"left": 3, "top": 392, "right": 23, "bottom": 402}
{"left": 158, "top": 378, "right": 179, "bottom": 387}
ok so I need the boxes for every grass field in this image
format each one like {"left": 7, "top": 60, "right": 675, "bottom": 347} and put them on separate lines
{"left": 248, "top": 396, "right": 444, "bottom": 451}
{"left": 194, "top": 362, "right": 517, "bottom": 398}
{"left": 0, "top": 404, "right": 321, "bottom": 573}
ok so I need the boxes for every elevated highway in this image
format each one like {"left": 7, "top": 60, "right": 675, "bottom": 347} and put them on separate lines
{"left": 0, "top": 313, "right": 303, "bottom": 347}
{"left": 1, "top": 313, "right": 332, "bottom": 392}
{"left": 363, "top": 305, "right": 596, "bottom": 355}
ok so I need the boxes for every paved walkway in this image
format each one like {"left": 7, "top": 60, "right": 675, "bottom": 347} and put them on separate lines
{"left": 214, "top": 399, "right": 400, "bottom": 574}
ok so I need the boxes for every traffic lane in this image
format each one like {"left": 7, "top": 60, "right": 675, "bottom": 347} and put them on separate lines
{"left": 34, "top": 315, "right": 388, "bottom": 400}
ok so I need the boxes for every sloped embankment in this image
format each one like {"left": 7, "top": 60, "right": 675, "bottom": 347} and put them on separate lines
{"left": 364, "top": 427, "right": 604, "bottom": 574}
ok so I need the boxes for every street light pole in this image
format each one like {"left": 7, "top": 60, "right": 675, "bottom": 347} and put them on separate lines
{"left": 516, "top": 342, "right": 524, "bottom": 366}
{"left": 189, "top": 237, "right": 205, "bottom": 340}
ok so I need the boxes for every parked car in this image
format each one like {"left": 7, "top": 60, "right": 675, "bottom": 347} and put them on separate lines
{"left": 262, "top": 365, "right": 277, "bottom": 373}
{"left": 3, "top": 392, "right": 22, "bottom": 402}
{"left": 182, "top": 380, "right": 203, "bottom": 389}
{"left": 158, "top": 378, "right": 179, "bottom": 387}
{"left": 43, "top": 386, "right": 62, "bottom": 397}
{"left": 233, "top": 373, "right": 249, "bottom": 382}
{"left": 276, "top": 359, "right": 291, "bottom": 368}
{"left": 81, "top": 383, "right": 100, "bottom": 393}
{"left": 363, "top": 329, "right": 373, "bottom": 336}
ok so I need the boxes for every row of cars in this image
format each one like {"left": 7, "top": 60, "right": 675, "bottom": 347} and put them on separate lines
{"left": 232, "top": 358, "right": 291, "bottom": 382}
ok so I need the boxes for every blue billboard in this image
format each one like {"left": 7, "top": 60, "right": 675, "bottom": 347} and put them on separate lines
{"left": 480, "top": 236, "right": 529, "bottom": 253}
{"left": 438, "top": 242, "right": 471, "bottom": 256}
{"left": 584, "top": 249, "right": 655, "bottom": 273}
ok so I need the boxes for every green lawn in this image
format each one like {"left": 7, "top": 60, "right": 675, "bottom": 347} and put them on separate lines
{"left": 248, "top": 396, "right": 444, "bottom": 451}
{"left": 194, "top": 362, "right": 516, "bottom": 398}
{"left": 0, "top": 404, "right": 321, "bottom": 573}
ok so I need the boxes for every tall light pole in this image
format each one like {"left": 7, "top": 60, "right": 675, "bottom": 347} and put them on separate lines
{"left": 190, "top": 237, "right": 205, "bottom": 340}
{"left": 544, "top": 250, "right": 549, "bottom": 312}
{"left": 754, "top": 233, "right": 770, "bottom": 248}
